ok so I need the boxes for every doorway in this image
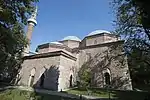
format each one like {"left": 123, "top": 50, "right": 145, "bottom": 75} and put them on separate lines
{"left": 104, "top": 72, "right": 111, "bottom": 85}
{"left": 69, "top": 75, "right": 73, "bottom": 87}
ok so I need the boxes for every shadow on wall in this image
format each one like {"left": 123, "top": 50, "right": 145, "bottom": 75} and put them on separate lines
{"left": 78, "top": 44, "right": 132, "bottom": 90}
{"left": 33, "top": 65, "right": 60, "bottom": 91}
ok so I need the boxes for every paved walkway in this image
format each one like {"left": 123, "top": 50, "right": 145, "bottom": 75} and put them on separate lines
{"left": 82, "top": 95, "right": 114, "bottom": 100}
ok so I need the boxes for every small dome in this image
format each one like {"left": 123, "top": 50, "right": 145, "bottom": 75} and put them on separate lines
{"left": 87, "top": 30, "right": 111, "bottom": 36}
{"left": 50, "top": 41, "right": 63, "bottom": 45}
{"left": 62, "top": 36, "right": 81, "bottom": 41}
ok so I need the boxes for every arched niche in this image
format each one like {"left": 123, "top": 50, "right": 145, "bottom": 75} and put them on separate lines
{"left": 69, "top": 70, "right": 74, "bottom": 88}
{"left": 30, "top": 68, "right": 36, "bottom": 76}
{"left": 69, "top": 74, "right": 73, "bottom": 87}
{"left": 28, "top": 68, "right": 36, "bottom": 87}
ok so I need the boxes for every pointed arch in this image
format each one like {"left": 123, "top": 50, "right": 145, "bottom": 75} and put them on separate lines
{"left": 69, "top": 70, "right": 74, "bottom": 88}
{"left": 69, "top": 74, "right": 73, "bottom": 87}
{"left": 28, "top": 67, "right": 36, "bottom": 87}
{"left": 39, "top": 66, "right": 47, "bottom": 88}
{"left": 104, "top": 72, "right": 111, "bottom": 85}
{"left": 103, "top": 68, "right": 111, "bottom": 85}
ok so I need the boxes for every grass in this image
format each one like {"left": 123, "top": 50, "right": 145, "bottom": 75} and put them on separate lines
{"left": 66, "top": 87, "right": 150, "bottom": 100}
{"left": 0, "top": 89, "right": 79, "bottom": 100}
{"left": 0, "top": 88, "right": 149, "bottom": 100}
{"left": 0, "top": 89, "right": 35, "bottom": 100}
{"left": 66, "top": 88, "right": 114, "bottom": 98}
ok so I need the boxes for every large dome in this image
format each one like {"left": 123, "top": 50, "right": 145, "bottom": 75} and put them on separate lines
{"left": 87, "top": 30, "right": 111, "bottom": 36}
{"left": 50, "top": 41, "right": 63, "bottom": 45}
{"left": 62, "top": 36, "right": 81, "bottom": 41}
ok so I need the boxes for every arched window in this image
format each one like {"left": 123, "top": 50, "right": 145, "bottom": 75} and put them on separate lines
{"left": 104, "top": 72, "right": 110, "bottom": 85}
{"left": 28, "top": 68, "right": 36, "bottom": 87}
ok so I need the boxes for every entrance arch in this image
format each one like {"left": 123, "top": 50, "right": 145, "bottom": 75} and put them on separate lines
{"left": 104, "top": 72, "right": 111, "bottom": 85}
{"left": 103, "top": 69, "right": 111, "bottom": 85}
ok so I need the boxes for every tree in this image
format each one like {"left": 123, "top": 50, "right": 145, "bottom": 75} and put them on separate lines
{"left": 0, "top": 0, "right": 38, "bottom": 83}
{"left": 113, "top": 0, "right": 150, "bottom": 90}
{"left": 78, "top": 62, "right": 92, "bottom": 88}
{"left": 113, "top": 0, "right": 150, "bottom": 40}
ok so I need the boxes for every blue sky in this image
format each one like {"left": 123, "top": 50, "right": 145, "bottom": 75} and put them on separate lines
{"left": 29, "top": 0, "right": 115, "bottom": 51}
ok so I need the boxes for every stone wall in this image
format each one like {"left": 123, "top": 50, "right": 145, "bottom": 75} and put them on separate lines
{"left": 103, "top": 34, "right": 119, "bottom": 43}
{"left": 77, "top": 41, "right": 132, "bottom": 90}
{"left": 19, "top": 50, "right": 77, "bottom": 91}
{"left": 38, "top": 47, "right": 50, "bottom": 53}
{"left": 38, "top": 47, "right": 63, "bottom": 53}
{"left": 59, "top": 55, "right": 76, "bottom": 91}
{"left": 86, "top": 35, "right": 104, "bottom": 46}
{"left": 18, "top": 56, "right": 60, "bottom": 90}
{"left": 60, "top": 40, "right": 80, "bottom": 48}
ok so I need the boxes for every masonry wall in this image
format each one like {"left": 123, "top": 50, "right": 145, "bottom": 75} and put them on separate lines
{"left": 18, "top": 56, "right": 60, "bottom": 90}
{"left": 86, "top": 35, "right": 104, "bottom": 46}
{"left": 59, "top": 55, "right": 77, "bottom": 91}
{"left": 85, "top": 34, "right": 120, "bottom": 47}
{"left": 61, "top": 40, "right": 80, "bottom": 48}
{"left": 103, "top": 34, "right": 119, "bottom": 43}
{"left": 78, "top": 42, "right": 132, "bottom": 90}
{"left": 38, "top": 47, "right": 49, "bottom": 53}
{"left": 38, "top": 47, "right": 63, "bottom": 53}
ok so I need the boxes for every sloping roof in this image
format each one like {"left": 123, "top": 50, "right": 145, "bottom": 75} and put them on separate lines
{"left": 24, "top": 50, "right": 77, "bottom": 61}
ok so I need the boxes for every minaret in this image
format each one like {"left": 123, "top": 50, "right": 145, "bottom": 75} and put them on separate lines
{"left": 24, "top": 6, "right": 38, "bottom": 56}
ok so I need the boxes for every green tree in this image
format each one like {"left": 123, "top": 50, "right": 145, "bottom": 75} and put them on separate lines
{"left": 113, "top": 0, "right": 150, "bottom": 90}
{"left": 0, "top": 0, "right": 38, "bottom": 83}
{"left": 78, "top": 62, "right": 92, "bottom": 88}
{"left": 113, "top": 0, "right": 150, "bottom": 40}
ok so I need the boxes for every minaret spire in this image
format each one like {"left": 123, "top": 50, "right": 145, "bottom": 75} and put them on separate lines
{"left": 29, "top": 6, "right": 38, "bottom": 25}
{"left": 28, "top": 5, "right": 38, "bottom": 26}
{"left": 23, "top": 6, "right": 38, "bottom": 56}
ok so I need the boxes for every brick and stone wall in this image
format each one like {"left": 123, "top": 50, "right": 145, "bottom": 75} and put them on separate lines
{"left": 86, "top": 35, "right": 104, "bottom": 46}
{"left": 18, "top": 56, "right": 60, "bottom": 89}
{"left": 77, "top": 41, "right": 132, "bottom": 90}
{"left": 18, "top": 51, "right": 77, "bottom": 91}
{"left": 60, "top": 40, "right": 80, "bottom": 48}
{"left": 58, "top": 55, "right": 76, "bottom": 91}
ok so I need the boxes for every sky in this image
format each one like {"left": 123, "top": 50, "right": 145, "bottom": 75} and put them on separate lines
{"left": 29, "top": 0, "right": 115, "bottom": 52}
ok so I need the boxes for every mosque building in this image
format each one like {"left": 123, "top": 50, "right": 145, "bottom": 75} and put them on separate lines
{"left": 16, "top": 7, "right": 132, "bottom": 91}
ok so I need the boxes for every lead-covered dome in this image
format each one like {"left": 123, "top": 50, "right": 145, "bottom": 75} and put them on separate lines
{"left": 50, "top": 41, "right": 63, "bottom": 45}
{"left": 87, "top": 30, "right": 111, "bottom": 36}
{"left": 62, "top": 36, "right": 81, "bottom": 41}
